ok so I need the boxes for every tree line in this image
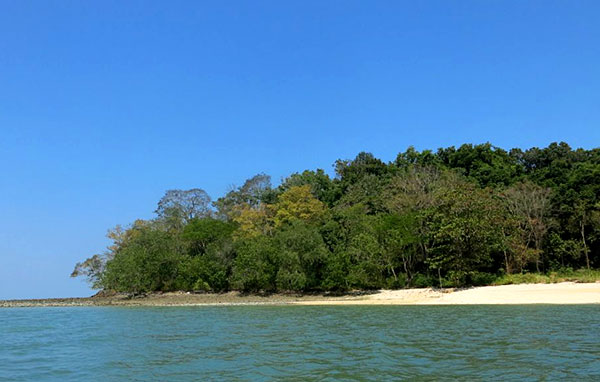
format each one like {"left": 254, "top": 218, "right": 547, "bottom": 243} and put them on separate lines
{"left": 72, "top": 142, "right": 600, "bottom": 293}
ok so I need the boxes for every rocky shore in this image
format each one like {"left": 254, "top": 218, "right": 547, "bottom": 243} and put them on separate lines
{"left": 0, "top": 291, "right": 372, "bottom": 307}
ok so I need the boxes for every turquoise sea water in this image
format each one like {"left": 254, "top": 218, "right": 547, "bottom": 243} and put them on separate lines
{"left": 1, "top": 305, "right": 599, "bottom": 381}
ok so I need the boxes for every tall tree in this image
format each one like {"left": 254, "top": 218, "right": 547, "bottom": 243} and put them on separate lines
{"left": 279, "top": 169, "right": 339, "bottom": 206}
{"left": 156, "top": 189, "right": 212, "bottom": 227}
{"left": 502, "top": 180, "right": 551, "bottom": 271}
{"left": 427, "top": 181, "right": 504, "bottom": 286}
{"left": 385, "top": 166, "right": 453, "bottom": 265}
{"left": 182, "top": 218, "right": 236, "bottom": 256}
{"left": 214, "top": 174, "right": 274, "bottom": 219}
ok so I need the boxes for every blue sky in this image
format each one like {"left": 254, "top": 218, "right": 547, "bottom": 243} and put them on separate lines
{"left": 1, "top": 1, "right": 599, "bottom": 299}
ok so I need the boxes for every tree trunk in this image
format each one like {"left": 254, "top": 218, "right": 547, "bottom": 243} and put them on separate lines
{"left": 535, "top": 237, "right": 542, "bottom": 273}
{"left": 581, "top": 220, "right": 591, "bottom": 270}
{"left": 503, "top": 249, "right": 511, "bottom": 275}
{"left": 501, "top": 227, "right": 511, "bottom": 274}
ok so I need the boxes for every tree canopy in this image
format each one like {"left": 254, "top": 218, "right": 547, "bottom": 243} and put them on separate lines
{"left": 73, "top": 142, "right": 600, "bottom": 293}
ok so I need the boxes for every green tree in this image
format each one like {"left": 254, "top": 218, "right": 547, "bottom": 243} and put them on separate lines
{"left": 329, "top": 205, "right": 386, "bottom": 289}
{"left": 230, "top": 236, "right": 278, "bottom": 292}
{"left": 385, "top": 166, "right": 453, "bottom": 268}
{"left": 183, "top": 218, "right": 236, "bottom": 256}
{"left": 502, "top": 180, "right": 551, "bottom": 272}
{"left": 436, "top": 143, "right": 522, "bottom": 188}
{"left": 101, "top": 228, "right": 183, "bottom": 294}
{"left": 70, "top": 254, "right": 106, "bottom": 289}
{"left": 273, "top": 222, "right": 329, "bottom": 291}
{"left": 279, "top": 169, "right": 339, "bottom": 206}
{"left": 156, "top": 189, "right": 212, "bottom": 229}
{"left": 335, "top": 152, "right": 390, "bottom": 194}
{"left": 375, "top": 213, "right": 420, "bottom": 286}
{"left": 336, "top": 174, "right": 389, "bottom": 214}
{"left": 427, "top": 181, "right": 504, "bottom": 286}
{"left": 214, "top": 174, "right": 274, "bottom": 219}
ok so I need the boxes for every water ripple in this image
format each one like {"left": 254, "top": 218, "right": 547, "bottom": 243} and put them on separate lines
{"left": 1, "top": 305, "right": 600, "bottom": 381}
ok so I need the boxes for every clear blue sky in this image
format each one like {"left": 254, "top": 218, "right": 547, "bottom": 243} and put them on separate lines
{"left": 1, "top": 1, "right": 599, "bottom": 299}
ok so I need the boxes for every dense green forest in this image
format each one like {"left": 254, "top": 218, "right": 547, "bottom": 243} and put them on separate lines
{"left": 72, "top": 142, "right": 600, "bottom": 293}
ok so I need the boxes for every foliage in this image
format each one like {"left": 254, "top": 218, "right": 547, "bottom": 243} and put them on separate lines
{"left": 231, "top": 204, "right": 272, "bottom": 238}
{"left": 72, "top": 142, "right": 600, "bottom": 293}
{"left": 230, "top": 236, "right": 278, "bottom": 292}
{"left": 272, "top": 185, "right": 326, "bottom": 228}
{"left": 70, "top": 254, "right": 106, "bottom": 289}
{"left": 213, "top": 174, "right": 274, "bottom": 219}
{"left": 156, "top": 189, "right": 212, "bottom": 227}
{"left": 426, "top": 181, "right": 504, "bottom": 286}
{"left": 183, "top": 218, "right": 236, "bottom": 255}
{"left": 279, "top": 169, "right": 339, "bottom": 206}
{"left": 493, "top": 269, "right": 600, "bottom": 285}
{"left": 100, "top": 228, "right": 183, "bottom": 294}
{"left": 273, "top": 222, "right": 328, "bottom": 291}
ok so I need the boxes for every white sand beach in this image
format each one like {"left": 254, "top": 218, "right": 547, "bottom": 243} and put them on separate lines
{"left": 293, "top": 282, "right": 600, "bottom": 305}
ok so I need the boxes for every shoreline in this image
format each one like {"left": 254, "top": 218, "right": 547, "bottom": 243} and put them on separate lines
{"left": 2, "top": 282, "right": 599, "bottom": 308}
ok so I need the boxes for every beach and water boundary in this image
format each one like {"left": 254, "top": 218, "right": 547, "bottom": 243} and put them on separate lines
{"left": 2, "top": 282, "right": 599, "bottom": 307}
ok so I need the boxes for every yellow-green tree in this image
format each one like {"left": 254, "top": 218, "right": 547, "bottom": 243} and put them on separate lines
{"left": 273, "top": 185, "right": 326, "bottom": 228}
{"left": 232, "top": 204, "right": 273, "bottom": 238}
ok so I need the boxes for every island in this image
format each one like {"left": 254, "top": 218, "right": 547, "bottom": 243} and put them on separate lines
{"left": 56, "top": 143, "right": 598, "bottom": 301}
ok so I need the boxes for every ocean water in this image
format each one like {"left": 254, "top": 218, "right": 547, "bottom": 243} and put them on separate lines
{"left": 1, "top": 305, "right": 599, "bottom": 381}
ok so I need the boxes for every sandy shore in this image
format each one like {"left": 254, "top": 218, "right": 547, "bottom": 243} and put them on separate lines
{"left": 294, "top": 282, "right": 600, "bottom": 305}
{"left": 1, "top": 282, "right": 599, "bottom": 307}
